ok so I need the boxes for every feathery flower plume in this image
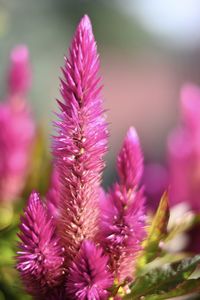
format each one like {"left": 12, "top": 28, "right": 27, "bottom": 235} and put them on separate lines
{"left": 100, "top": 127, "right": 146, "bottom": 282}
{"left": 66, "top": 240, "right": 113, "bottom": 300}
{"left": 17, "top": 191, "right": 64, "bottom": 298}
{"left": 168, "top": 83, "right": 200, "bottom": 211}
{"left": 53, "top": 15, "right": 108, "bottom": 260}
{"left": 0, "top": 46, "right": 35, "bottom": 202}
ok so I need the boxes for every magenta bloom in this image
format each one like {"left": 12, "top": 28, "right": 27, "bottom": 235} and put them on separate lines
{"left": 17, "top": 191, "right": 64, "bottom": 298}
{"left": 100, "top": 127, "right": 146, "bottom": 282}
{"left": 53, "top": 15, "right": 108, "bottom": 260}
{"left": 66, "top": 240, "right": 113, "bottom": 300}
{"left": 117, "top": 127, "right": 143, "bottom": 189}
{"left": 0, "top": 45, "right": 35, "bottom": 202}
{"left": 168, "top": 84, "right": 200, "bottom": 211}
{"left": 17, "top": 15, "right": 148, "bottom": 299}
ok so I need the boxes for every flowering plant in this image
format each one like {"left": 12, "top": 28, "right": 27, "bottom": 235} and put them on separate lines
{"left": 1, "top": 15, "right": 200, "bottom": 300}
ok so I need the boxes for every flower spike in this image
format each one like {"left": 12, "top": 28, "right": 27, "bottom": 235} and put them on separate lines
{"left": 17, "top": 192, "right": 64, "bottom": 297}
{"left": 66, "top": 240, "right": 113, "bottom": 300}
{"left": 53, "top": 15, "right": 108, "bottom": 261}
{"left": 100, "top": 127, "right": 146, "bottom": 282}
{"left": 117, "top": 127, "right": 143, "bottom": 189}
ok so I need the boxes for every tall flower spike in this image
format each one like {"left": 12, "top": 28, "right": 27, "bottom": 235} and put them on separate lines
{"left": 100, "top": 127, "right": 146, "bottom": 282}
{"left": 53, "top": 15, "right": 108, "bottom": 261}
{"left": 66, "top": 240, "right": 113, "bottom": 300}
{"left": 17, "top": 192, "right": 65, "bottom": 298}
{"left": 0, "top": 46, "right": 35, "bottom": 202}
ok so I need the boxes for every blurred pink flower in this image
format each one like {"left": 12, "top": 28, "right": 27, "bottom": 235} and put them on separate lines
{"left": 143, "top": 163, "right": 168, "bottom": 210}
{"left": 168, "top": 83, "right": 200, "bottom": 211}
{"left": 0, "top": 45, "right": 35, "bottom": 202}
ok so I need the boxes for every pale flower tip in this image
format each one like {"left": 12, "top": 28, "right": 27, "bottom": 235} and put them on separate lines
{"left": 117, "top": 126, "right": 143, "bottom": 189}
{"left": 10, "top": 45, "right": 29, "bottom": 63}
{"left": 28, "top": 190, "right": 40, "bottom": 204}
{"left": 127, "top": 126, "right": 139, "bottom": 144}
{"left": 8, "top": 45, "right": 31, "bottom": 95}
{"left": 79, "top": 14, "right": 92, "bottom": 31}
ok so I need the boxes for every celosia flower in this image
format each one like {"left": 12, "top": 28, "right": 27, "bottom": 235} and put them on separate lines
{"left": 100, "top": 127, "right": 146, "bottom": 282}
{"left": 17, "top": 15, "right": 147, "bottom": 299}
{"left": 66, "top": 240, "right": 113, "bottom": 300}
{"left": 168, "top": 83, "right": 200, "bottom": 211}
{"left": 117, "top": 127, "right": 143, "bottom": 189}
{"left": 0, "top": 45, "right": 35, "bottom": 202}
{"left": 53, "top": 15, "right": 108, "bottom": 260}
{"left": 17, "top": 191, "right": 64, "bottom": 298}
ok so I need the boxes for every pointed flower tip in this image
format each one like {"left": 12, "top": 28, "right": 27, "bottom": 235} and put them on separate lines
{"left": 127, "top": 126, "right": 139, "bottom": 144}
{"left": 26, "top": 191, "right": 41, "bottom": 210}
{"left": 79, "top": 14, "right": 92, "bottom": 31}
{"left": 117, "top": 127, "right": 143, "bottom": 189}
{"left": 8, "top": 44, "right": 31, "bottom": 95}
{"left": 10, "top": 45, "right": 29, "bottom": 64}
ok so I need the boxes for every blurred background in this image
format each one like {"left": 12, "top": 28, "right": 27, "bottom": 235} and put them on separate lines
{"left": 1, "top": 1, "right": 200, "bottom": 299}
{"left": 1, "top": 0, "right": 200, "bottom": 186}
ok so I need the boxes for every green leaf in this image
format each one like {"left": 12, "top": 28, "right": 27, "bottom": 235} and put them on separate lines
{"left": 137, "top": 192, "right": 169, "bottom": 270}
{"left": 143, "top": 279, "right": 200, "bottom": 300}
{"left": 125, "top": 255, "right": 200, "bottom": 299}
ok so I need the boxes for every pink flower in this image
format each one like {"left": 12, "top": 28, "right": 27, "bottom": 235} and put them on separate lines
{"left": 53, "top": 15, "right": 108, "bottom": 261}
{"left": 100, "top": 128, "right": 146, "bottom": 282}
{"left": 168, "top": 84, "right": 200, "bottom": 211}
{"left": 117, "top": 127, "right": 143, "bottom": 189}
{"left": 16, "top": 15, "right": 148, "bottom": 299}
{"left": 0, "top": 46, "right": 35, "bottom": 202}
{"left": 8, "top": 45, "right": 31, "bottom": 96}
{"left": 17, "top": 191, "right": 65, "bottom": 298}
{"left": 66, "top": 240, "right": 113, "bottom": 300}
